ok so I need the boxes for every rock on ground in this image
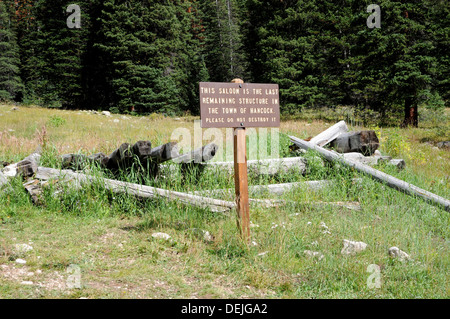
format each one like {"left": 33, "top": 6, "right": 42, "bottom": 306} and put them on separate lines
{"left": 388, "top": 247, "right": 410, "bottom": 261}
{"left": 341, "top": 239, "right": 368, "bottom": 255}
{"left": 151, "top": 232, "right": 171, "bottom": 241}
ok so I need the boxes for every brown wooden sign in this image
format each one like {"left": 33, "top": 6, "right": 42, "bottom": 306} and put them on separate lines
{"left": 200, "top": 82, "right": 280, "bottom": 128}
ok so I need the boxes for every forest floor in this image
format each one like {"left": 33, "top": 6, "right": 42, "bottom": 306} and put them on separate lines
{"left": 0, "top": 103, "right": 448, "bottom": 299}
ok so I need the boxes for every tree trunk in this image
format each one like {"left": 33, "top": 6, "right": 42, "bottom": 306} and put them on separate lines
{"left": 403, "top": 97, "right": 418, "bottom": 127}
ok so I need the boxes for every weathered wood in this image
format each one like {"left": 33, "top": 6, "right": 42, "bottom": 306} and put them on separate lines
{"left": 147, "top": 142, "right": 180, "bottom": 163}
{"left": 35, "top": 167, "right": 235, "bottom": 213}
{"left": 107, "top": 143, "right": 134, "bottom": 170}
{"left": 1, "top": 163, "right": 17, "bottom": 178}
{"left": 132, "top": 140, "right": 152, "bottom": 159}
{"left": 343, "top": 152, "right": 388, "bottom": 165}
{"left": 23, "top": 180, "right": 44, "bottom": 205}
{"left": 62, "top": 154, "right": 88, "bottom": 169}
{"left": 249, "top": 198, "right": 361, "bottom": 211}
{"left": 0, "top": 171, "right": 7, "bottom": 188}
{"left": 61, "top": 152, "right": 109, "bottom": 170}
{"left": 234, "top": 126, "right": 250, "bottom": 243}
{"left": 389, "top": 159, "right": 406, "bottom": 170}
{"left": 1, "top": 147, "right": 41, "bottom": 179}
{"left": 191, "top": 179, "right": 362, "bottom": 198}
{"left": 290, "top": 135, "right": 450, "bottom": 212}
{"left": 330, "top": 130, "right": 380, "bottom": 155}
{"left": 310, "top": 120, "right": 349, "bottom": 147}
{"left": 340, "top": 152, "right": 405, "bottom": 170}
{"left": 17, "top": 147, "right": 42, "bottom": 177}
{"left": 196, "top": 156, "right": 308, "bottom": 176}
{"left": 172, "top": 143, "right": 218, "bottom": 164}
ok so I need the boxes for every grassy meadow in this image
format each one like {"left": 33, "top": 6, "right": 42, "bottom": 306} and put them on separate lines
{"left": 0, "top": 103, "right": 449, "bottom": 299}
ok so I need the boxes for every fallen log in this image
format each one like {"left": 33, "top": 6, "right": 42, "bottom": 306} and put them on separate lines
{"left": 200, "top": 156, "right": 307, "bottom": 176}
{"left": 132, "top": 140, "right": 152, "bottom": 159}
{"left": 106, "top": 143, "right": 134, "bottom": 170}
{"left": 290, "top": 135, "right": 450, "bottom": 212}
{"left": 249, "top": 198, "right": 361, "bottom": 211}
{"left": 388, "top": 159, "right": 406, "bottom": 170}
{"left": 342, "top": 152, "right": 405, "bottom": 170}
{"left": 330, "top": 130, "right": 379, "bottom": 155}
{"left": 17, "top": 148, "right": 42, "bottom": 177}
{"left": 0, "top": 171, "right": 7, "bottom": 188}
{"left": 23, "top": 179, "right": 44, "bottom": 205}
{"left": 172, "top": 143, "right": 218, "bottom": 164}
{"left": 146, "top": 142, "right": 180, "bottom": 163}
{"left": 191, "top": 179, "right": 362, "bottom": 198}
{"left": 35, "top": 167, "right": 234, "bottom": 213}
{"left": 309, "top": 120, "right": 349, "bottom": 147}
{"left": 1, "top": 147, "right": 42, "bottom": 178}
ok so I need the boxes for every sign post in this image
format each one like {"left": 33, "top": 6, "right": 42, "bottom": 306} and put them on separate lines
{"left": 231, "top": 78, "right": 250, "bottom": 243}
{"left": 199, "top": 79, "right": 280, "bottom": 243}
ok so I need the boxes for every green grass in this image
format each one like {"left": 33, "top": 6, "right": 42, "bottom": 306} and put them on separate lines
{"left": 0, "top": 103, "right": 449, "bottom": 299}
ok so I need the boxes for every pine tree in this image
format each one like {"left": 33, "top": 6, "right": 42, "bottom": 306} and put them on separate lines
{"left": 426, "top": 0, "right": 450, "bottom": 108}
{"left": 17, "top": 0, "right": 91, "bottom": 108}
{"left": 245, "top": 0, "right": 344, "bottom": 112}
{"left": 0, "top": 0, "right": 23, "bottom": 101}
{"left": 200, "top": 0, "right": 248, "bottom": 82}
{"left": 349, "top": 0, "right": 437, "bottom": 126}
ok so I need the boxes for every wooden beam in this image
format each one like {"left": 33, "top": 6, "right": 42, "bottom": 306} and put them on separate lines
{"left": 35, "top": 167, "right": 235, "bottom": 213}
{"left": 330, "top": 130, "right": 380, "bottom": 155}
{"left": 190, "top": 179, "right": 363, "bottom": 198}
{"left": 231, "top": 78, "right": 250, "bottom": 243}
{"left": 146, "top": 142, "right": 180, "bottom": 163}
{"left": 172, "top": 143, "right": 218, "bottom": 164}
{"left": 234, "top": 126, "right": 250, "bottom": 242}
{"left": 290, "top": 135, "right": 450, "bottom": 212}
{"left": 0, "top": 171, "right": 7, "bottom": 188}
{"left": 1, "top": 147, "right": 42, "bottom": 179}
{"left": 309, "top": 120, "right": 348, "bottom": 146}
{"left": 200, "top": 156, "right": 307, "bottom": 176}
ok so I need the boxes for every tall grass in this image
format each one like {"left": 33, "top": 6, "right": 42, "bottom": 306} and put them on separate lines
{"left": 0, "top": 103, "right": 449, "bottom": 298}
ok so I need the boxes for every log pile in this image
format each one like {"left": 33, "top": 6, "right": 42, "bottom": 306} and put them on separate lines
{"left": 61, "top": 141, "right": 181, "bottom": 172}
{"left": 1, "top": 120, "right": 447, "bottom": 215}
{"left": 291, "top": 121, "right": 405, "bottom": 169}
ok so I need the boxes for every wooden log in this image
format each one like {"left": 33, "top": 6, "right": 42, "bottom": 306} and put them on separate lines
{"left": 61, "top": 152, "right": 109, "bottom": 170}
{"left": 146, "top": 142, "right": 180, "bottom": 163}
{"left": 172, "top": 143, "right": 218, "bottom": 164}
{"left": 23, "top": 179, "right": 44, "bottom": 205}
{"left": 1, "top": 147, "right": 41, "bottom": 178}
{"left": 199, "top": 156, "right": 307, "bottom": 176}
{"left": 343, "top": 152, "right": 389, "bottom": 165}
{"left": 310, "top": 120, "right": 349, "bottom": 147}
{"left": 249, "top": 198, "right": 361, "bottom": 211}
{"left": 342, "top": 153, "right": 405, "bottom": 170}
{"left": 106, "top": 143, "right": 134, "bottom": 170}
{"left": 35, "top": 167, "right": 235, "bottom": 213}
{"left": 389, "top": 159, "right": 406, "bottom": 170}
{"left": 62, "top": 154, "right": 88, "bottom": 169}
{"left": 16, "top": 147, "right": 42, "bottom": 177}
{"left": 290, "top": 135, "right": 450, "bottom": 212}
{"left": 0, "top": 171, "right": 7, "bottom": 188}
{"left": 132, "top": 140, "right": 152, "bottom": 159}
{"left": 330, "top": 130, "right": 380, "bottom": 155}
{"left": 191, "top": 179, "right": 362, "bottom": 198}
{"left": 61, "top": 153, "right": 109, "bottom": 170}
